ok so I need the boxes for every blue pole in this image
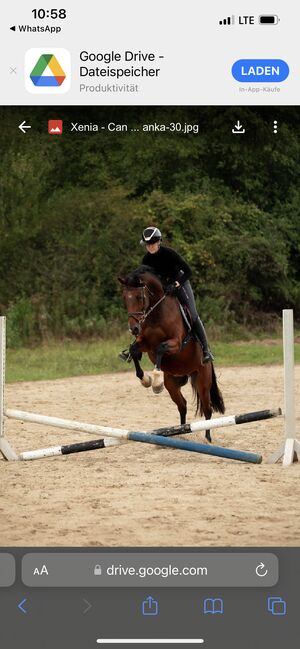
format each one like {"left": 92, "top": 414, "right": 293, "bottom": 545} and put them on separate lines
{"left": 129, "top": 432, "right": 262, "bottom": 464}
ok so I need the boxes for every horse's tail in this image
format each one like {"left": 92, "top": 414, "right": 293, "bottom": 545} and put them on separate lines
{"left": 190, "top": 365, "right": 225, "bottom": 416}
{"left": 191, "top": 372, "right": 201, "bottom": 415}
{"left": 210, "top": 364, "right": 225, "bottom": 414}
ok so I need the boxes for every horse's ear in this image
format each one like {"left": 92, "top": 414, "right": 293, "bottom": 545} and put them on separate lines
{"left": 118, "top": 276, "right": 126, "bottom": 285}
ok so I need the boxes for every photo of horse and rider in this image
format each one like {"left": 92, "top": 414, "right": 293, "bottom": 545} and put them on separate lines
{"left": 0, "top": 106, "right": 300, "bottom": 547}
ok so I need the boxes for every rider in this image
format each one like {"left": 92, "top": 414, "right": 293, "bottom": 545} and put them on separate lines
{"left": 119, "top": 226, "right": 214, "bottom": 363}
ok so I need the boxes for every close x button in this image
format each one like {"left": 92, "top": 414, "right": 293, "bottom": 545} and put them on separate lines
{"left": 232, "top": 59, "right": 289, "bottom": 82}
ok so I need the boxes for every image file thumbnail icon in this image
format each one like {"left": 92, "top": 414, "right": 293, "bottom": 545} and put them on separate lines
{"left": 48, "top": 120, "right": 63, "bottom": 135}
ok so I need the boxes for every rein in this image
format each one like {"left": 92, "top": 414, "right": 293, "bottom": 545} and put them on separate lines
{"left": 127, "top": 284, "right": 166, "bottom": 327}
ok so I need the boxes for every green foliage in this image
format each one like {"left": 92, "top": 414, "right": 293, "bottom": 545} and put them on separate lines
{"left": 6, "top": 298, "right": 36, "bottom": 348}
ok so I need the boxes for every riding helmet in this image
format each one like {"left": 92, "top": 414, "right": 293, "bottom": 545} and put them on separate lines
{"left": 140, "top": 226, "right": 162, "bottom": 245}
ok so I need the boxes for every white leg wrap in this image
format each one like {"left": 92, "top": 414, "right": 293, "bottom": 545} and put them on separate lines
{"left": 152, "top": 368, "right": 164, "bottom": 394}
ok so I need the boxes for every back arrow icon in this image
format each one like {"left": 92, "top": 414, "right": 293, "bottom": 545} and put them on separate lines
{"left": 19, "top": 120, "right": 31, "bottom": 134}
{"left": 18, "top": 598, "right": 28, "bottom": 614}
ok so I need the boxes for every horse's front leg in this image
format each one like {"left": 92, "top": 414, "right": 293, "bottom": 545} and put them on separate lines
{"left": 130, "top": 341, "right": 152, "bottom": 388}
{"left": 152, "top": 339, "right": 181, "bottom": 394}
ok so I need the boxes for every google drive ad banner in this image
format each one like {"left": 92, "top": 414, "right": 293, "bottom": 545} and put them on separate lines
{"left": 2, "top": 0, "right": 299, "bottom": 105}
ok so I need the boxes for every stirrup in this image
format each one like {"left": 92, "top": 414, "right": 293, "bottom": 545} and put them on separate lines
{"left": 118, "top": 349, "right": 132, "bottom": 363}
{"left": 202, "top": 349, "right": 214, "bottom": 364}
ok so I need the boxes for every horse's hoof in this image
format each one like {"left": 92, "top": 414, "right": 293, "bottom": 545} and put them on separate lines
{"left": 152, "top": 383, "right": 164, "bottom": 394}
{"left": 140, "top": 373, "right": 152, "bottom": 388}
{"left": 152, "top": 369, "right": 164, "bottom": 394}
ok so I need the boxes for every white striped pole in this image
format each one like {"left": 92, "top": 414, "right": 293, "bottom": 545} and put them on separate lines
{"left": 267, "top": 309, "right": 300, "bottom": 465}
{"left": 0, "top": 317, "right": 18, "bottom": 460}
{"left": 282, "top": 309, "right": 300, "bottom": 465}
{"left": 19, "top": 437, "right": 123, "bottom": 461}
{"left": 151, "top": 408, "right": 282, "bottom": 437}
{"left": 0, "top": 317, "right": 4, "bottom": 441}
{"left": 5, "top": 408, "right": 128, "bottom": 438}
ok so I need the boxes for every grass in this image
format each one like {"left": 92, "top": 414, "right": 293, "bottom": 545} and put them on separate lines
{"left": 5, "top": 335, "right": 300, "bottom": 383}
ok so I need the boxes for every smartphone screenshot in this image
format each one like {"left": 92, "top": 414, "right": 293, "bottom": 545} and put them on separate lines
{"left": 0, "top": 1, "right": 299, "bottom": 647}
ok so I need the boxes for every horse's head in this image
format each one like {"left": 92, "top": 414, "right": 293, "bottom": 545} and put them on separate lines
{"left": 118, "top": 266, "right": 164, "bottom": 336}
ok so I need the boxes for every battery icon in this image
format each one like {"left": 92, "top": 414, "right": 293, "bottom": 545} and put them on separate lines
{"left": 259, "top": 15, "right": 279, "bottom": 24}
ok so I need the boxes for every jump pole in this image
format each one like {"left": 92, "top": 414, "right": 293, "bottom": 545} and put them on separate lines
{"left": 150, "top": 408, "right": 282, "bottom": 437}
{"left": 267, "top": 309, "right": 300, "bottom": 466}
{"left": 5, "top": 408, "right": 131, "bottom": 438}
{"left": 19, "top": 432, "right": 261, "bottom": 463}
{"left": 19, "top": 437, "right": 122, "bottom": 461}
{"left": 5, "top": 407, "right": 262, "bottom": 463}
{"left": 0, "top": 317, "right": 18, "bottom": 460}
{"left": 128, "top": 432, "right": 262, "bottom": 463}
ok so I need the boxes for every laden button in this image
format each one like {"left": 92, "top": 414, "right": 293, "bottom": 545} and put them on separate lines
{"left": 232, "top": 59, "right": 289, "bottom": 82}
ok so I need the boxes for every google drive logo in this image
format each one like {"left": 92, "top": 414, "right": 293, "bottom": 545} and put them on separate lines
{"left": 25, "top": 48, "right": 71, "bottom": 93}
{"left": 30, "top": 54, "right": 66, "bottom": 86}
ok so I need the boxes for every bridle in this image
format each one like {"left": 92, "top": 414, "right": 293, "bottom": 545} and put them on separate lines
{"left": 127, "top": 284, "right": 166, "bottom": 327}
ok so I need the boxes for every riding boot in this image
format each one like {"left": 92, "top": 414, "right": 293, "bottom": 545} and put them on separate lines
{"left": 118, "top": 349, "right": 132, "bottom": 363}
{"left": 192, "top": 317, "right": 214, "bottom": 363}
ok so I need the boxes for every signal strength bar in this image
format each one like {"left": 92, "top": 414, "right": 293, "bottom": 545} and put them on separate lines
{"left": 219, "top": 15, "right": 235, "bottom": 25}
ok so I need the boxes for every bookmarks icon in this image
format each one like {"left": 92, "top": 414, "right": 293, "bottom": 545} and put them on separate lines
{"left": 203, "top": 598, "right": 224, "bottom": 614}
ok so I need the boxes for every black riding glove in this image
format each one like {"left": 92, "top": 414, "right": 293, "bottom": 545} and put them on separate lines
{"left": 165, "top": 283, "right": 178, "bottom": 296}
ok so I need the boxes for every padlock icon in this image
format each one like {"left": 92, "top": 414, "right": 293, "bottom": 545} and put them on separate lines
{"left": 94, "top": 564, "right": 102, "bottom": 576}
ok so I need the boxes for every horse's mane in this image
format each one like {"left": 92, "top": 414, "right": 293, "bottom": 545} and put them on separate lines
{"left": 123, "top": 265, "right": 162, "bottom": 288}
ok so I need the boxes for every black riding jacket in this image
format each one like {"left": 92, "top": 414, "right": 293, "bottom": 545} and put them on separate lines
{"left": 142, "top": 245, "right": 192, "bottom": 286}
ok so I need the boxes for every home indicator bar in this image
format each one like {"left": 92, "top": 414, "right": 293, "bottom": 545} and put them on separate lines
{"left": 97, "top": 641, "right": 204, "bottom": 645}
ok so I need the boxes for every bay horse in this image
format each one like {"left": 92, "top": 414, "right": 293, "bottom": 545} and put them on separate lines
{"left": 118, "top": 265, "right": 225, "bottom": 442}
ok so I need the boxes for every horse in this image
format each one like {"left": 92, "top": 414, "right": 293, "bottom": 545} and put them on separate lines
{"left": 118, "top": 265, "right": 225, "bottom": 442}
